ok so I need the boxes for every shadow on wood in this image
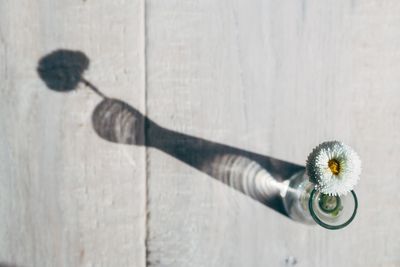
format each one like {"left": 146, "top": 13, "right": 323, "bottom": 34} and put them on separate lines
{"left": 92, "top": 98, "right": 304, "bottom": 216}
{"left": 0, "top": 262, "right": 22, "bottom": 267}
{"left": 37, "top": 49, "right": 89, "bottom": 92}
{"left": 37, "top": 49, "right": 305, "bottom": 217}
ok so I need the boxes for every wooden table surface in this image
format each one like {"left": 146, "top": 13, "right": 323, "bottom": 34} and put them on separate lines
{"left": 1, "top": 1, "right": 400, "bottom": 266}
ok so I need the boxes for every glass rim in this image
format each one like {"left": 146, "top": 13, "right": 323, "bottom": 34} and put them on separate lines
{"left": 308, "top": 189, "right": 358, "bottom": 230}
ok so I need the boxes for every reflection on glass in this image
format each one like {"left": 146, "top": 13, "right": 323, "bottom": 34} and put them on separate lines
{"left": 282, "top": 171, "right": 358, "bottom": 230}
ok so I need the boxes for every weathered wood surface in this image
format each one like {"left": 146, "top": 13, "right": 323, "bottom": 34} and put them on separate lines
{"left": 0, "top": 1, "right": 146, "bottom": 266}
{"left": 1, "top": 0, "right": 400, "bottom": 266}
{"left": 145, "top": 1, "right": 400, "bottom": 267}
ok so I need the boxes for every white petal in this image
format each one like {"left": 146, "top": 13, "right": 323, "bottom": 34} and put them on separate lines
{"left": 306, "top": 141, "right": 361, "bottom": 196}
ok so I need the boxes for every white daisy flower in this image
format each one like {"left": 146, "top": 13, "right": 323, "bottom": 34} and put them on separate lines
{"left": 306, "top": 141, "right": 361, "bottom": 196}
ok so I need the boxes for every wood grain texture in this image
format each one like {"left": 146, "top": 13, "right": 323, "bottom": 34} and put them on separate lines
{"left": 145, "top": 0, "right": 400, "bottom": 266}
{"left": 0, "top": 1, "right": 146, "bottom": 266}
{"left": 2, "top": 0, "right": 400, "bottom": 266}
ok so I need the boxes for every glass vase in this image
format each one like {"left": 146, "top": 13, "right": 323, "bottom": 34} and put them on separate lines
{"left": 282, "top": 170, "right": 358, "bottom": 230}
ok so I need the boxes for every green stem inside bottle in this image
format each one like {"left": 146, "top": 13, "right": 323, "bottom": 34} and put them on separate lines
{"left": 318, "top": 194, "right": 343, "bottom": 216}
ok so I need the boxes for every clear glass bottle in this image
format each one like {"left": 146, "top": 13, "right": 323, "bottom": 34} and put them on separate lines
{"left": 282, "top": 170, "right": 358, "bottom": 230}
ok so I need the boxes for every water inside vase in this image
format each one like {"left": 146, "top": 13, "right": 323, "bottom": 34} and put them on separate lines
{"left": 282, "top": 170, "right": 358, "bottom": 229}
{"left": 309, "top": 189, "right": 358, "bottom": 230}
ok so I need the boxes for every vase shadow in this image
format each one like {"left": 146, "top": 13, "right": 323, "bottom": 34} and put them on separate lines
{"left": 92, "top": 98, "right": 305, "bottom": 216}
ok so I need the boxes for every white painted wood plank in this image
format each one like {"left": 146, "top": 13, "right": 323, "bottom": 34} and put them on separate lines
{"left": 145, "top": 0, "right": 400, "bottom": 266}
{"left": 0, "top": 1, "right": 146, "bottom": 266}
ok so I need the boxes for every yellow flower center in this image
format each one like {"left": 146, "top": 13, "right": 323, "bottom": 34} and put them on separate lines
{"left": 328, "top": 159, "right": 340, "bottom": 175}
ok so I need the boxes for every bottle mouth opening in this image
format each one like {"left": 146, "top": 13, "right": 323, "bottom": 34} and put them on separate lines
{"left": 308, "top": 189, "right": 358, "bottom": 230}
